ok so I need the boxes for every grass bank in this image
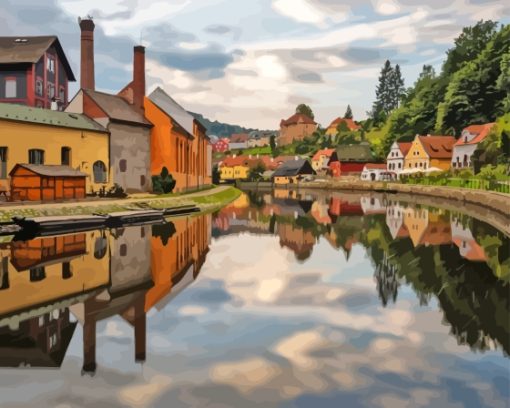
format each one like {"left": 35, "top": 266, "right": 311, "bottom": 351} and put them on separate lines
{"left": 0, "top": 186, "right": 241, "bottom": 222}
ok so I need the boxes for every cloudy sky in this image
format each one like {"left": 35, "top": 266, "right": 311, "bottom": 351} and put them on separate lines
{"left": 1, "top": 0, "right": 509, "bottom": 129}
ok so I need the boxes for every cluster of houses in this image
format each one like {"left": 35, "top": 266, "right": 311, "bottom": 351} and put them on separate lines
{"left": 0, "top": 18, "right": 212, "bottom": 201}
{"left": 211, "top": 130, "right": 277, "bottom": 153}
{"left": 362, "top": 124, "right": 495, "bottom": 181}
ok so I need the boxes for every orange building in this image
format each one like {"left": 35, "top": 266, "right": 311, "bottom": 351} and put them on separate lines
{"left": 278, "top": 113, "right": 317, "bottom": 146}
{"left": 146, "top": 214, "right": 211, "bottom": 311}
{"left": 144, "top": 87, "right": 212, "bottom": 193}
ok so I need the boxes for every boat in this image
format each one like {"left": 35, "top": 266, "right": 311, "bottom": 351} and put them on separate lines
{"left": 103, "top": 209, "right": 165, "bottom": 228}
{"left": 12, "top": 215, "right": 107, "bottom": 238}
{"left": 162, "top": 205, "right": 200, "bottom": 217}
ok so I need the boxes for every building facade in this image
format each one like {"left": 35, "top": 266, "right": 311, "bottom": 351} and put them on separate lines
{"left": 0, "top": 36, "right": 75, "bottom": 110}
{"left": 0, "top": 103, "right": 110, "bottom": 195}
{"left": 405, "top": 135, "right": 456, "bottom": 171}
{"left": 386, "top": 141, "right": 412, "bottom": 176}
{"left": 311, "top": 149, "right": 336, "bottom": 174}
{"left": 451, "top": 123, "right": 495, "bottom": 169}
{"left": 278, "top": 113, "right": 317, "bottom": 146}
{"left": 325, "top": 117, "right": 360, "bottom": 136}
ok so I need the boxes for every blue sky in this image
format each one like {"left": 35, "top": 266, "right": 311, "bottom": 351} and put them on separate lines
{"left": 1, "top": 0, "right": 509, "bottom": 128}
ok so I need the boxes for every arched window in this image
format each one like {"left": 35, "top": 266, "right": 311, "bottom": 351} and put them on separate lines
{"left": 93, "top": 161, "right": 107, "bottom": 183}
{"left": 28, "top": 149, "right": 45, "bottom": 165}
{"left": 94, "top": 237, "right": 107, "bottom": 259}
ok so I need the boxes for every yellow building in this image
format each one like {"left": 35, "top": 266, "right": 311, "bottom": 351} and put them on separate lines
{"left": 272, "top": 158, "right": 315, "bottom": 185}
{"left": 0, "top": 103, "right": 110, "bottom": 195}
{"left": 404, "top": 135, "right": 456, "bottom": 171}
{"left": 219, "top": 156, "right": 252, "bottom": 182}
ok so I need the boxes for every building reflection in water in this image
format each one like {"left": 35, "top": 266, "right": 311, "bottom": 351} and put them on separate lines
{"left": 0, "top": 213, "right": 212, "bottom": 372}
{"left": 214, "top": 191, "right": 509, "bottom": 355}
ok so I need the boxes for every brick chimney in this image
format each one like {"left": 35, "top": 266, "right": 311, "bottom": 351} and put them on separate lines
{"left": 132, "top": 45, "right": 146, "bottom": 111}
{"left": 79, "top": 18, "right": 95, "bottom": 90}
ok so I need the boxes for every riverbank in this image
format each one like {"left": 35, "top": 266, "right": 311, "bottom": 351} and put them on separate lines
{"left": 0, "top": 186, "right": 241, "bottom": 222}
{"left": 261, "top": 180, "right": 509, "bottom": 218}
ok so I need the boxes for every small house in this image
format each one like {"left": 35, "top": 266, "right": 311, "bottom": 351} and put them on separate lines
{"left": 272, "top": 158, "right": 315, "bottom": 185}
{"left": 452, "top": 123, "right": 495, "bottom": 169}
{"left": 405, "top": 135, "right": 456, "bottom": 171}
{"left": 10, "top": 164, "right": 87, "bottom": 201}
{"left": 325, "top": 117, "right": 360, "bottom": 136}
{"left": 311, "top": 149, "right": 337, "bottom": 174}
{"left": 361, "top": 163, "right": 393, "bottom": 181}
{"left": 387, "top": 141, "right": 412, "bottom": 176}
{"left": 329, "top": 144, "right": 374, "bottom": 177}
{"left": 278, "top": 113, "right": 317, "bottom": 146}
{"left": 229, "top": 133, "right": 249, "bottom": 151}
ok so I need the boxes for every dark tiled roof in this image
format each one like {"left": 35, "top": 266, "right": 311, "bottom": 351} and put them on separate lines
{"left": 273, "top": 158, "right": 315, "bottom": 177}
{"left": 0, "top": 36, "right": 75, "bottom": 81}
{"left": 83, "top": 89, "right": 151, "bottom": 126}
{"left": 10, "top": 164, "right": 87, "bottom": 177}
{"left": 0, "top": 103, "right": 107, "bottom": 132}
{"left": 336, "top": 144, "right": 373, "bottom": 162}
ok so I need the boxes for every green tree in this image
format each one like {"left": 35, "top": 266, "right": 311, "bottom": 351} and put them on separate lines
{"left": 212, "top": 164, "right": 220, "bottom": 184}
{"left": 295, "top": 104, "right": 314, "bottom": 119}
{"left": 389, "top": 64, "right": 405, "bottom": 109}
{"left": 344, "top": 104, "right": 353, "bottom": 119}
{"left": 373, "top": 60, "right": 394, "bottom": 118}
{"left": 248, "top": 162, "right": 266, "bottom": 181}
{"left": 269, "top": 134, "right": 277, "bottom": 157}
{"left": 496, "top": 53, "right": 510, "bottom": 112}
{"left": 443, "top": 20, "right": 499, "bottom": 75}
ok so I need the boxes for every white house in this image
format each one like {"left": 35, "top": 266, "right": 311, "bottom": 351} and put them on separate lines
{"left": 386, "top": 141, "right": 412, "bottom": 176}
{"left": 361, "top": 163, "right": 390, "bottom": 181}
{"left": 385, "top": 200, "right": 408, "bottom": 239}
{"left": 452, "top": 123, "right": 495, "bottom": 169}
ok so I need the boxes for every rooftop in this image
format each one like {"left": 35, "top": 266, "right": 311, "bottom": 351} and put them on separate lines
{"left": 273, "top": 158, "right": 314, "bottom": 177}
{"left": 0, "top": 103, "right": 107, "bottom": 133}
{"left": 418, "top": 135, "right": 456, "bottom": 158}
{"left": 455, "top": 123, "right": 496, "bottom": 146}
{"left": 0, "top": 36, "right": 75, "bottom": 81}
{"left": 336, "top": 143, "right": 374, "bottom": 162}
{"left": 148, "top": 87, "right": 195, "bottom": 138}
{"left": 10, "top": 164, "right": 87, "bottom": 177}
{"left": 280, "top": 113, "right": 316, "bottom": 127}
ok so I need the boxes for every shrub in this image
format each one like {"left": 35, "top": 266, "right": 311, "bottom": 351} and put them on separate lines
{"left": 152, "top": 167, "right": 176, "bottom": 194}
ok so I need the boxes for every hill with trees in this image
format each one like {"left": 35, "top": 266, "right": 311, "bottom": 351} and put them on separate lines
{"left": 190, "top": 112, "right": 275, "bottom": 138}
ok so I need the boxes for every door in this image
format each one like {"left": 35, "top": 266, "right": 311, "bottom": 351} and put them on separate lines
{"left": 55, "top": 178, "right": 64, "bottom": 200}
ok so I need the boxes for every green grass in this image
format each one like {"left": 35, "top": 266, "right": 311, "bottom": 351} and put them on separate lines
{"left": 241, "top": 146, "right": 272, "bottom": 155}
{"left": 0, "top": 186, "right": 241, "bottom": 222}
{"left": 403, "top": 177, "right": 510, "bottom": 194}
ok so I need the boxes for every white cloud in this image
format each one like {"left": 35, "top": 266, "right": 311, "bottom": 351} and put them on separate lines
{"left": 375, "top": 0, "right": 401, "bottom": 15}
{"left": 272, "top": 0, "right": 329, "bottom": 25}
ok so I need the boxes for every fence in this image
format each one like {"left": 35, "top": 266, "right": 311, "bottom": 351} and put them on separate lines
{"left": 407, "top": 177, "right": 510, "bottom": 194}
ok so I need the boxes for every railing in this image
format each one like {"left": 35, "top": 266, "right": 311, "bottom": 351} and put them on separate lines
{"left": 406, "top": 177, "right": 510, "bottom": 194}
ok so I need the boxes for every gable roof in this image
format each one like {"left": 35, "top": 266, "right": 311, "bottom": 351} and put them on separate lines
{"left": 336, "top": 144, "right": 373, "bottom": 162}
{"left": 418, "top": 135, "right": 455, "bottom": 159}
{"left": 398, "top": 142, "right": 412, "bottom": 156}
{"left": 273, "top": 158, "right": 315, "bottom": 177}
{"left": 230, "top": 133, "right": 250, "bottom": 143}
{"left": 83, "top": 89, "right": 151, "bottom": 127}
{"left": 312, "top": 148, "right": 336, "bottom": 161}
{"left": 0, "top": 36, "right": 75, "bottom": 81}
{"left": 10, "top": 164, "right": 87, "bottom": 177}
{"left": 455, "top": 123, "right": 495, "bottom": 146}
{"left": 280, "top": 113, "right": 316, "bottom": 127}
{"left": 148, "top": 87, "right": 195, "bottom": 138}
{"left": 328, "top": 117, "right": 360, "bottom": 131}
{"left": 0, "top": 103, "right": 107, "bottom": 133}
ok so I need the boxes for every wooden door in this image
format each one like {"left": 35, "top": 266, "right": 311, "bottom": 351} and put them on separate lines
{"left": 55, "top": 178, "right": 64, "bottom": 200}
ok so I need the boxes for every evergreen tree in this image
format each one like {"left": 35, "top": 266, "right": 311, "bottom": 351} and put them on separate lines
{"left": 389, "top": 64, "right": 405, "bottom": 109}
{"left": 372, "top": 60, "right": 394, "bottom": 121}
{"left": 344, "top": 104, "right": 353, "bottom": 119}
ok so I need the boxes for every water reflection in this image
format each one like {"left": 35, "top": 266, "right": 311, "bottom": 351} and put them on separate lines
{"left": 0, "top": 214, "right": 212, "bottom": 372}
{"left": 214, "top": 190, "right": 510, "bottom": 355}
{"left": 0, "top": 191, "right": 508, "bottom": 407}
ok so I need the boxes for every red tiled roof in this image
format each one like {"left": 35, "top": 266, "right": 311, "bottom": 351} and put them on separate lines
{"left": 398, "top": 142, "right": 412, "bottom": 156}
{"left": 418, "top": 136, "right": 456, "bottom": 159}
{"left": 312, "top": 148, "right": 335, "bottom": 161}
{"left": 328, "top": 117, "right": 361, "bottom": 131}
{"left": 364, "top": 163, "right": 387, "bottom": 170}
{"left": 280, "top": 113, "right": 316, "bottom": 127}
{"left": 454, "top": 123, "right": 495, "bottom": 146}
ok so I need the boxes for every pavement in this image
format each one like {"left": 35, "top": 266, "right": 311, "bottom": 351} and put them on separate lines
{"left": 0, "top": 185, "right": 231, "bottom": 212}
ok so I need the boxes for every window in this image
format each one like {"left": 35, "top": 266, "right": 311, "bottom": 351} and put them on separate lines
{"left": 93, "top": 161, "right": 107, "bottom": 183}
{"left": 119, "top": 159, "right": 127, "bottom": 173}
{"left": 140, "top": 175, "right": 146, "bottom": 186}
{"left": 29, "top": 149, "right": 45, "bottom": 165}
{"left": 61, "top": 147, "right": 71, "bottom": 166}
{"left": 119, "top": 244, "right": 127, "bottom": 257}
{"left": 47, "top": 83, "right": 55, "bottom": 98}
{"left": 94, "top": 237, "right": 107, "bottom": 259}
{"left": 59, "top": 86, "right": 65, "bottom": 102}
{"left": 46, "top": 57, "right": 55, "bottom": 73}
{"left": 0, "top": 147, "right": 7, "bottom": 179}
{"left": 62, "top": 262, "right": 72, "bottom": 279}
{"left": 5, "top": 78, "right": 16, "bottom": 98}
{"left": 398, "top": 162, "right": 402, "bottom": 169}
{"left": 29, "top": 266, "right": 46, "bottom": 282}
{"left": 35, "top": 79, "right": 43, "bottom": 96}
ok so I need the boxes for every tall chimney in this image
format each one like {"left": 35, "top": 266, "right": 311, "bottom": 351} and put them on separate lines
{"left": 79, "top": 18, "right": 95, "bottom": 90}
{"left": 132, "top": 46, "right": 146, "bottom": 111}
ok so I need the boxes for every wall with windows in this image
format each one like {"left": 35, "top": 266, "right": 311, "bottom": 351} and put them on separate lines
{"left": 0, "top": 119, "right": 110, "bottom": 193}
{"left": 0, "top": 70, "right": 27, "bottom": 101}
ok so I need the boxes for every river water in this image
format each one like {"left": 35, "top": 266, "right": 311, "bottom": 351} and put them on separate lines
{"left": 0, "top": 189, "right": 508, "bottom": 408}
